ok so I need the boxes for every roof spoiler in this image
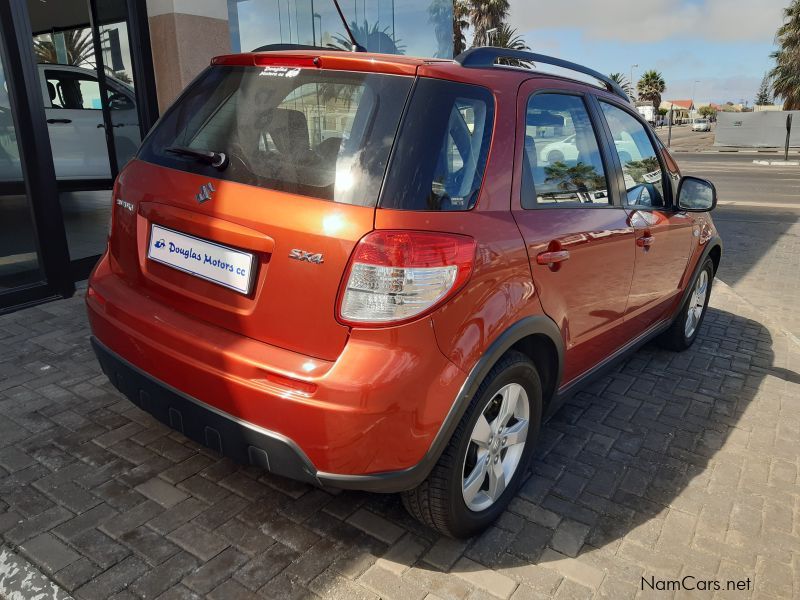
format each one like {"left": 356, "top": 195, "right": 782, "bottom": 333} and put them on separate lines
{"left": 455, "top": 47, "right": 631, "bottom": 103}
{"left": 251, "top": 43, "right": 342, "bottom": 53}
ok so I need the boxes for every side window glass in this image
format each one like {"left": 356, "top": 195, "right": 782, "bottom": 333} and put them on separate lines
{"left": 599, "top": 102, "right": 666, "bottom": 208}
{"left": 380, "top": 79, "right": 494, "bottom": 211}
{"left": 45, "top": 72, "right": 102, "bottom": 110}
{"left": 522, "top": 93, "right": 610, "bottom": 207}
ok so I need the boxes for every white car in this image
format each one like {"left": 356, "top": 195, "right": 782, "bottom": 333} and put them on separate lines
{"left": 0, "top": 64, "right": 139, "bottom": 182}
{"left": 538, "top": 133, "right": 641, "bottom": 165}
{"left": 692, "top": 119, "right": 711, "bottom": 132}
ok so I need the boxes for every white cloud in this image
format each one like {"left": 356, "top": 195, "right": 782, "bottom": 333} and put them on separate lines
{"left": 666, "top": 75, "right": 763, "bottom": 104}
{"left": 509, "top": 0, "right": 786, "bottom": 44}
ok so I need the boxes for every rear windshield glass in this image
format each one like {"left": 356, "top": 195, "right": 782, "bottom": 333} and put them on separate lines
{"left": 138, "top": 66, "right": 413, "bottom": 206}
{"left": 380, "top": 79, "right": 494, "bottom": 211}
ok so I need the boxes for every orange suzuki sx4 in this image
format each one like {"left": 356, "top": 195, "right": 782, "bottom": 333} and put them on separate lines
{"left": 87, "top": 47, "right": 721, "bottom": 537}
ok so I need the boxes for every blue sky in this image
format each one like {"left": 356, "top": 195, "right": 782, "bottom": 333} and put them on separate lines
{"left": 508, "top": 0, "right": 788, "bottom": 105}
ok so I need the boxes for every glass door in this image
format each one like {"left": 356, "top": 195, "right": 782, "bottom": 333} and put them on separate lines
{"left": 29, "top": 0, "right": 115, "bottom": 276}
{"left": 26, "top": 0, "right": 145, "bottom": 279}
{"left": 0, "top": 27, "right": 45, "bottom": 294}
{"left": 92, "top": 0, "right": 141, "bottom": 175}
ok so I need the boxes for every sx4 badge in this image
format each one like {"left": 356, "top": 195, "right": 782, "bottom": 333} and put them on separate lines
{"left": 289, "top": 249, "right": 324, "bottom": 264}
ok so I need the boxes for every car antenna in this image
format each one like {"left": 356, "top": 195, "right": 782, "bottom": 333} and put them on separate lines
{"left": 331, "top": 0, "right": 366, "bottom": 52}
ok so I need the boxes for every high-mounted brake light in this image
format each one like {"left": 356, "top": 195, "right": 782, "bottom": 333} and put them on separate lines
{"left": 337, "top": 230, "right": 476, "bottom": 326}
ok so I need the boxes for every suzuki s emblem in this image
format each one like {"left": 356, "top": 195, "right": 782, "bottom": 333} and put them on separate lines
{"left": 196, "top": 182, "right": 216, "bottom": 204}
{"left": 289, "top": 249, "right": 324, "bottom": 264}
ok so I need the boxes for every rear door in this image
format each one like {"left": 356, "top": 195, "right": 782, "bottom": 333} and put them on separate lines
{"left": 110, "top": 63, "right": 413, "bottom": 361}
{"left": 511, "top": 82, "right": 636, "bottom": 385}
{"left": 595, "top": 99, "right": 693, "bottom": 331}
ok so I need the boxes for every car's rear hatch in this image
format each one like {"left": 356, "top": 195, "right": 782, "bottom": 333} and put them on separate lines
{"left": 108, "top": 56, "right": 415, "bottom": 361}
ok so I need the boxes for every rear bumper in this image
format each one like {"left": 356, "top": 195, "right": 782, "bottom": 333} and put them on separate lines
{"left": 92, "top": 336, "right": 319, "bottom": 485}
{"left": 86, "top": 255, "right": 467, "bottom": 491}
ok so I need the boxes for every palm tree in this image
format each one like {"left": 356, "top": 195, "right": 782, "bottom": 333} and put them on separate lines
{"left": 453, "top": 0, "right": 469, "bottom": 56}
{"left": 492, "top": 24, "right": 528, "bottom": 50}
{"left": 467, "top": 0, "right": 510, "bottom": 47}
{"left": 34, "top": 28, "right": 95, "bottom": 67}
{"left": 489, "top": 24, "right": 532, "bottom": 68}
{"left": 609, "top": 73, "right": 634, "bottom": 100}
{"left": 637, "top": 70, "right": 666, "bottom": 110}
{"left": 429, "top": 0, "right": 468, "bottom": 57}
{"left": 769, "top": 0, "right": 800, "bottom": 109}
{"left": 545, "top": 161, "right": 605, "bottom": 194}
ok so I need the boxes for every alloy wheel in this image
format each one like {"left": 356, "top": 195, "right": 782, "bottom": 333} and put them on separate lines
{"left": 461, "top": 383, "right": 529, "bottom": 512}
{"left": 685, "top": 269, "right": 709, "bottom": 338}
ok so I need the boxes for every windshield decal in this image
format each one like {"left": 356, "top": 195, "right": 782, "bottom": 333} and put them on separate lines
{"left": 259, "top": 66, "right": 302, "bottom": 78}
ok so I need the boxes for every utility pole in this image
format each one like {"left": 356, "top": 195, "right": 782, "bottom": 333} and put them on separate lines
{"left": 667, "top": 106, "right": 674, "bottom": 148}
{"left": 785, "top": 114, "right": 793, "bottom": 162}
{"left": 691, "top": 80, "right": 700, "bottom": 119}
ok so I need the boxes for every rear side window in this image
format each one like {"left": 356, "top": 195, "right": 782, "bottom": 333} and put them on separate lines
{"left": 522, "top": 93, "right": 610, "bottom": 207}
{"left": 380, "top": 79, "right": 494, "bottom": 211}
{"left": 138, "top": 67, "right": 413, "bottom": 206}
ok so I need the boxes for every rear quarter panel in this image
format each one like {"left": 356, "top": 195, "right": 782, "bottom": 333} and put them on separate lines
{"left": 375, "top": 68, "right": 546, "bottom": 374}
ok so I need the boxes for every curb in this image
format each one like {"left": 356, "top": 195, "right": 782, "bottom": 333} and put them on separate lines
{"left": 0, "top": 546, "right": 74, "bottom": 600}
{"left": 752, "top": 159, "right": 800, "bottom": 166}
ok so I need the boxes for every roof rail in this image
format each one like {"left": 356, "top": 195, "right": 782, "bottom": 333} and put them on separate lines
{"left": 455, "top": 47, "right": 630, "bottom": 103}
{"left": 251, "top": 43, "right": 342, "bottom": 53}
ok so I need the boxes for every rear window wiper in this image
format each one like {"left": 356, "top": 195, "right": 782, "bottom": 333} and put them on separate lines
{"left": 166, "top": 146, "right": 228, "bottom": 170}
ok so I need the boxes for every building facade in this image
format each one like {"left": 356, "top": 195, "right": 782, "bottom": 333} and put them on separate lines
{"left": 0, "top": 0, "right": 451, "bottom": 312}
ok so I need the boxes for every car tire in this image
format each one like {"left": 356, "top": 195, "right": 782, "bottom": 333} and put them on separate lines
{"left": 402, "top": 351, "right": 542, "bottom": 538}
{"left": 547, "top": 150, "right": 564, "bottom": 164}
{"left": 658, "top": 258, "right": 714, "bottom": 351}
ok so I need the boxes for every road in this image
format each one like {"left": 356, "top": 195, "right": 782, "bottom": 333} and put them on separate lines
{"left": 675, "top": 152, "right": 800, "bottom": 206}
{"left": 655, "top": 123, "right": 716, "bottom": 152}
{"left": 673, "top": 152, "right": 800, "bottom": 337}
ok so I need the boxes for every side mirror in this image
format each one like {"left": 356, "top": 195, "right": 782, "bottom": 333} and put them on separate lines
{"left": 677, "top": 176, "right": 716, "bottom": 212}
{"left": 108, "top": 93, "right": 135, "bottom": 111}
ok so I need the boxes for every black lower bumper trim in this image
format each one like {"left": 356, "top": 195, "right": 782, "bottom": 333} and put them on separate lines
{"left": 91, "top": 337, "right": 320, "bottom": 486}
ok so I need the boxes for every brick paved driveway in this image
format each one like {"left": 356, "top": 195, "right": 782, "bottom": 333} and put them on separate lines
{"left": 1, "top": 278, "right": 798, "bottom": 600}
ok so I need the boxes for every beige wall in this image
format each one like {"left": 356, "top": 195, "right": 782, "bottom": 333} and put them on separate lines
{"left": 146, "top": 0, "right": 232, "bottom": 112}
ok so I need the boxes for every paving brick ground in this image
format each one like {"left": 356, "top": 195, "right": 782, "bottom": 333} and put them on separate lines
{"left": 713, "top": 209, "right": 800, "bottom": 340}
{"left": 1, "top": 278, "right": 798, "bottom": 599}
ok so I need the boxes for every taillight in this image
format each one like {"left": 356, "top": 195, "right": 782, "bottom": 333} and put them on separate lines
{"left": 337, "top": 230, "right": 476, "bottom": 326}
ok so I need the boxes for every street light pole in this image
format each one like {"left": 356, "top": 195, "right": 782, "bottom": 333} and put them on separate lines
{"left": 311, "top": 0, "right": 316, "bottom": 45}
{"left": 691, "top": 80, "right": 700, "bottom": 119}
{"left": 668, "top": 107, "right": 674, "bottom": 148}
{"left": 630, "top": 63, "right": 638, "bottom": 97}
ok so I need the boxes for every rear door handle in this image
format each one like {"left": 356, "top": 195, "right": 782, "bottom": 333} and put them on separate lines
{"left": 47, "top": 118, "right": 71, "bottom": 124}
{"left": 636, "top": 235, "right": 655, "bottom": 247}
{"left": 536, "top": 250, "right": 570, "bottom": 265}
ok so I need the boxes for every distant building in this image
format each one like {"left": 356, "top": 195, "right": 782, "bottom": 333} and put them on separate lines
{"left": 635, "top": 100, "right": 657, "bottom": 124}
{"left": 660, "top": 100, "right": 694, "bottom": 124}
{"left": 754, "top": 104, "right": 785, "bottom": 112}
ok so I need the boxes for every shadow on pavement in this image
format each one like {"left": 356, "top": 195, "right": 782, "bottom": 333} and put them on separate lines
{"left": 333, "top": 302, "right": 789, "bottom": 593}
